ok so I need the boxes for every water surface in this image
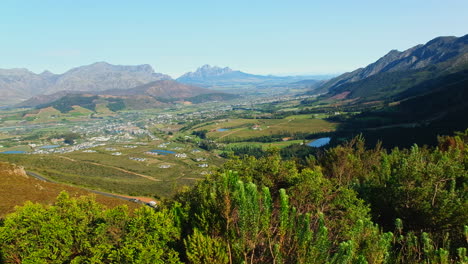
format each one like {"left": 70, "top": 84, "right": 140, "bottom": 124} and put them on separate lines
{"left": 1, "top": 150, "right": 27, "bottom": 154}
{"left": 39, "top": 145, "right": 60, "bottom": 149}
{"left": 150, "top": 149, "right": 176, "bottom": 155}
{"left": 307, "top": 137, "right": 331, "bottom": 148}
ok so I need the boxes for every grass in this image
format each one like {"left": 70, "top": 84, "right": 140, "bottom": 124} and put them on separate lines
{"left": 195, "top": 115, "right": 337, "bottom": 141}
{"left": 225, "top": 140, "right": 305, "bottom": 150}
{"left": 0, "top": 141, "right": 224, "bottom": 198}
{"left": 1, "top": 145, "right": 32, "bottom": 152}
{"left": 0, "top": 162, "right": 141, "bottom": 218}
{"left": 69, "top": 105, "right": 94, "bottom": 116}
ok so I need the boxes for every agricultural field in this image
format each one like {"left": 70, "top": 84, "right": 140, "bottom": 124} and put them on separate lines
{"left": 194, "top": 114, "right": 337, "bottom": 142}
{"left": 0, "top": 140, "right": 222, "bottom": 198}
{"left": 0, "top": 162, "right": 141, "bottom": 217}
{"left": 224, "top": 139, "right": 305, "bottom": 150}
{"left": 0, "top": 96, "right": 334, "bottom": 199}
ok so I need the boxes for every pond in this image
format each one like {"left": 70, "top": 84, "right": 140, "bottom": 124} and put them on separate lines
{"left": 149, "top": 149, "right": 176, "bottom": 155}
{"left": 217, "top": 128, "right": 229, "bottom": 132}
{"left": 1, "top": 150, "right": 27, "bottom": 154}
{"left": 39, "top": 145, "right": 60, "bottom": 149}
{"left": 306, "top": 137, "right": 331, "bottom": 148}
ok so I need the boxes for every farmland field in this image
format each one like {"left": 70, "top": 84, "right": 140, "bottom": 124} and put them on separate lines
{"left": 0, "top": 162, "right": 141, "bottom": 217}
{"left": 194, "top": 115, "right": 337, "bottom": 141}
{"left": 0, "top": 140, "right": 223, "bottom": 198}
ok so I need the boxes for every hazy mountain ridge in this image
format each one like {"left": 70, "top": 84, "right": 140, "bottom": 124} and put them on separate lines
{"left": 0, "top": 62, "right": 171, "bottom": 106}
{"left": 0, "top": 68, "right": 54, "bottom": 104}
{"left": 177, "top": 64, "right": 324, "bottom": 90}
{"left": 178, "top": 64, "right": 235, "bottom": 80}
{"left": 47, "top": 62, "right": 171, "bottom": 94}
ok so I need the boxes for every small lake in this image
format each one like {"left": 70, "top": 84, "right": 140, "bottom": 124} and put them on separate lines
{"left": 149, "top": 149, "right": 176, "bottom": 155}
{"left": 307, "top": 137, "right": 331, "bottom": 148}
{"left": 1, "top": 150, "right": 27, "bottom": 154}
{"left": 39, "top": 145, "right": 60, "bottom": 149}
{"left": 217, "top": 128, "right": 229, "bottom": 132}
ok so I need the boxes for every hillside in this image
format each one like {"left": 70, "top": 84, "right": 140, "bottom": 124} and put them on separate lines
{"left": 322, "top": 34, "right": 468, "bottom": 101}
{"left": 105, "top": 79, "right": 214, "bottom": 99}
{"left": 20, "top": 80, "right": 238, "bottom": 112}
{"left": 1, "top": 135, "right": 466, "bottom": 263}
{"left": 326, "top": 68, "right": 468, "bottom": 148}
{"left": 0, "top": 162, "right": 139, "bottom": 217}
{"left": 0, "top": 62, "right": 170, "bottom": 106}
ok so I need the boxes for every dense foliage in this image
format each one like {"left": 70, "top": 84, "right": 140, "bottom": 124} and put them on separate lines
{"left": 0, "top": 192, "right": 180, "bottom": 263}
{"left": 38, "top": 95, "right": 99, "bottom": 113}
{"left": 106, "top": 98, "right": 126, "bottom": 112}
{"left": 1, "top": 131, "right": 467, "bottom": 263}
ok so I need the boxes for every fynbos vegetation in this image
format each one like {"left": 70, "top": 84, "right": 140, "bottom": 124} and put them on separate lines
{"left": 1, "top": 131, "right": 466, "bottom": 263}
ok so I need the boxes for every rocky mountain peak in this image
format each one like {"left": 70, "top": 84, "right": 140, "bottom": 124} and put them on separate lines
{"left": 39, "top": 70, "right": 56, "bottom": 77}
{"left": 179, "top": 64, "right": 234, "bottom": 80}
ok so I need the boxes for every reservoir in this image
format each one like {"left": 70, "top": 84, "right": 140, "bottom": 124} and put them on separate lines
{"left": 39, "top": 145, "right": 60, "bottom": 149}
{"left": 217, "top": 128, "right": 229, "bottom": 132}
{"left": 307, "top": 137, "right": 331, "bottom": 147}
{"left": 150, "top": 149, "right": 176, "bottom": 155}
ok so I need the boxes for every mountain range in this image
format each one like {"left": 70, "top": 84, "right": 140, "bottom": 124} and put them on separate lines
{"left": 0, "top": 62, "right": 171, "bottom": 106}
{"left": 177, "top": 64, "right": 328, "bottom": 90}
{"left": 0, "top": 62, "right": 326, "bottom": 107}
{"left": 2, "top": 34, "right": 467, "bottom": 111}
{"left": 321, "top": 34, "right": 468, "bottom": 101}
{"left": 319, "top": 34, "right": 468, "bottom": 148}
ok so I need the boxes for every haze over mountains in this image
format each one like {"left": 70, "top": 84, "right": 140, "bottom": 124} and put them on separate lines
{"left": 177, "top": 64, "right": 329, "bottom": 90}
{"left": 0, "top": 62, "right": 171, "bottom": 106}
{"left": 0, "top": 62, "right": 325, "bottom": 107}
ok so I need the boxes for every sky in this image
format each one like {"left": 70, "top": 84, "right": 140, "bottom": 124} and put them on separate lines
{"left": 1, "top": 0, "right": 467, "bottom": 78}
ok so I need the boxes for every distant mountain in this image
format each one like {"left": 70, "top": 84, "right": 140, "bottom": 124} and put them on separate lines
{"left": 0, "top": 68, "right": 53, "bottom": 105}
{"left": 178, "top": 64, "right": 235, "bottom": 81}
{"left": 19, "top": 80, "right": 238, "bottom": 112}
{"left": 177, "top": 64, "right": 323, "bottom": 91}
{"left": 322, "top": 34, "right": 468, "bottom": 101}
{"left": 46, "top": 62, "right": 171, "bottom": 94}
{"left": 0, "top": 62, "right": 171, "bottom": 106}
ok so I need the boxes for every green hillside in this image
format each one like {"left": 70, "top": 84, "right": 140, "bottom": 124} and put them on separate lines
{"left": 327, "top": 69, "right": 468, "bottom": 148}
{"left": 38, "top": 95, "right": 99, "bottom": 113}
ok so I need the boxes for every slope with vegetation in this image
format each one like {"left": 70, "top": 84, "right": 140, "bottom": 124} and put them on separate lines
{"left": 322, "top": 34, "right": 468, "bottom": 101}
{"left": 0, "top": 162, "right": 140, "bottom": 218}
{"left": 1, "top": 130, "right": 466, "bottom": 263}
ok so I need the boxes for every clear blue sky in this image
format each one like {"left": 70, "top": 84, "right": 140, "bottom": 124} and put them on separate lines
{"left": 1, "top": 0, "right": 467, "bottom": 78}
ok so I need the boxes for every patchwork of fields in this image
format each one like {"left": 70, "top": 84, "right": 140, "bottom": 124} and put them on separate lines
{"left": 195, "top": 115, "right": 337, "bottom": 141}
{"left": 0, "top": 140, "right": 223, "bottom": 198}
